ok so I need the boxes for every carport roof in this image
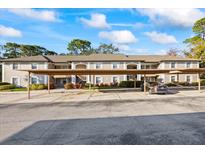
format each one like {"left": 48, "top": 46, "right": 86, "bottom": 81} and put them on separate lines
{"left": 19, "top": 68, "right": 205, "bottom": 75}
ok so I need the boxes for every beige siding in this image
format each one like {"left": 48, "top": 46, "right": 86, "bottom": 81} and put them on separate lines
{"left": 2, "top": 60, "right": 200, "bottom": 86}
{"left": 163, "top": 61, "right": 199, "bottom": 83}
{"left": 3, "top": 62, "right": 48, "bottom": 87}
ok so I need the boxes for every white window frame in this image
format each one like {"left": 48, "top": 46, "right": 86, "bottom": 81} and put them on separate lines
{"left": 12, "top": 63, "right": 19, "bottom": 70}
{"left": 170, "top": 62, "right": 176, "bottom": 69}
{"left": 185, "top": 75, "right": 192, "bottom": 83}
{"left": 186, "top": 62, "right": 192, "bottom": 68}
{"left": 112, "top": 62, "right": 119, "bottom": 69}
{"left": 112, "top": 76, "right": 119, "bottom": 83}
{"left": 11, "top": 76, "right": 20, "bottom": 86}
{"left": 170, "top": 75, "right": 176, "bottom": 82}
{"left": 31, "top": 76, "right": 39, "bottom": 84}
{"left": 31, "top": 63, "right": 38, "bottom": 69}
{"left": 95, "top": 63, "right": 102, "bottom": 69}
{"left": 95, "top": 76, "right": 103, "bottom": 84}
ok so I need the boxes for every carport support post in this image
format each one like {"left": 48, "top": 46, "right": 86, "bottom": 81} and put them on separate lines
{"left": 48, "top": 75, "right": 50, "bottom": 94}
{"left": 28, "top": 72, "right": 30, "bottom": 99}
{"left": 134, "top": 76, "right": 136, "bottom": 88}
{"left": 144, "top": 74, "right": 146, "bottom": 94}
{"left": 198, "top": 73, "right": 201, "bottom": 92}
{"left": 89, "top": 75, "right": 91, "bottom": 91}
{"left": 177, "top": 74, "right": 179, "bottom": 83}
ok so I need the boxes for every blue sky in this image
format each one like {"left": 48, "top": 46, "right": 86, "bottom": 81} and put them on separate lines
{"left": 0, "top": 8, "right": 205, "bottom": 55}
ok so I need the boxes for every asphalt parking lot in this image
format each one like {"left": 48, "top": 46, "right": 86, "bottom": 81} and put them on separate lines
{"left": 0, "top": 89, "right": 205, "bottom": 144}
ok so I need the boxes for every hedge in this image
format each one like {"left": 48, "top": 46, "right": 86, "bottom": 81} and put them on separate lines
{"left": 30, "top": 84, "right": 47, "bottom": 90}
{"left": 0, "top": 84, "right": 16, "bottom": 90}
{"left": 0, "top": 82, "right": 10, "bottom": 86}
{"left": 165, "top": 81, "right": 205, "bottom": 87}
{"left": 64, "top": 83, "right": 74, "bottom": 89}
{"left": 119, "top": 81, "right": 142, "bottom": 88}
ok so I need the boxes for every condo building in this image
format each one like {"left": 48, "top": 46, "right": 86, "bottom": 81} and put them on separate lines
{"left": 0, "top": 54, "right": 199, "bottom": 87}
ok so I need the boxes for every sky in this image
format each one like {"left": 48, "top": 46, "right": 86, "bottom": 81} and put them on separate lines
{"left": 0, "top": 8, "right": 205, "bottom": 55}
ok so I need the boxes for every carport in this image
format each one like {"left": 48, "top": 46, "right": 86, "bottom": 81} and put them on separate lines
{"left": 20, "top": 68, "right": 205, "bottom": 99}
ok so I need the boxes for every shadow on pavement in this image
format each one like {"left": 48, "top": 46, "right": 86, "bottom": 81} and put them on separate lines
{"left": 1, "top": 112, "right": 205, "bottom": 145}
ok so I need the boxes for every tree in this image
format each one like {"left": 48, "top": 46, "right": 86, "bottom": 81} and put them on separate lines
{"left": 44, "top": 50, "right": 58, "bottom": 55}
{"left": 166, "top": 48, "right": 181, "bottom": 56}
{"left": 192, "top": 18, "right": 205, "bottom": 40}
{"left": 20, "top": 45, "right": 43, "bottom": 56}
{"left": 97, "top": 43, "right": 119, "bottom": 54}
{"left": 1, "top": 42, "right": 57, "bottom": 58}
{"left": 184, "top": 18, "right": 205, "bottom": 63}
{"left": 67, "top": 39, "right": 91, "bottom": 55}
{"left": 2, "top": 42, "right": 21, "bottom": 58}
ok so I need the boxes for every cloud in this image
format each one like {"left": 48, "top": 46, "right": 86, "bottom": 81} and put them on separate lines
{"left": 144, "top": 31, "right": 177, "bottom": 44}
{"left": 80, "top": 13, "right": 110, "bottom": 29}
{"left": 137, "top": 8, "right": 205, "bottom": 27}
{"left": 8, "top": 9, "right": 57, "bottom": 22}
{"left": 0, "top": 25, "right": 22, "bottom": 37}
{"left": 110, "top": 22, "right": 145, "bottom": 29}
{"left": 99, "top": 30, "right": 138, "bottom": 44}
{"left": 116, "top": 44, "right": 131, "bottom": 51}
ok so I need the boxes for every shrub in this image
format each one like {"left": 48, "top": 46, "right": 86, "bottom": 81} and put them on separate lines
{"left": 119, "top": 81, "right": 142, "bottom": 88}
{"left": 37, "top": 84, "right": 46, "bottom": 90}
{"left": 0, "top": 82, "right": 10, "bottom": 86}
{"left": 201, "top": 79, "right": 205, "bottom": 86}
{"left": 30, "top": 84, "right": 47, "bottom": 90}
{"left": 0, "top": 84, "right": 16, "bottom": 90}
{"left": 64, "top": 83, "right": 74, "bottom": 89}
{"left": 84, "top": 83, "right": 94, "bottom": 88}
{"left": 190, "top": 82, "right": 198, "bottom": 86}
{"left": 165, "top": 83, "right": 177, "bottom": 87}
{"left": 75, "top": 83, "right": 81, "bottom": 89}
{"left": 110, "top": 82, "right": 119, "bottom": 87}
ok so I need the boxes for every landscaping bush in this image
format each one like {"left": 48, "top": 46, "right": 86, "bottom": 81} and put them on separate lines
{"left": 30, "top": 84, "right": 47, "bottom": 90}
{"left": 75, "top": 83, "right": 81, "bottom": 89}
{"left": 165, "top": 82, "right": 178, "bottom": 87}
{"left": 0, "top": 84, "right": 16, "bottom": 90}
{"left": 84, "top": 83, "right": 94, "bottom": 88}
{"left": 119, "top": 81, "right": 142, "bottom": 88}
{"left": 64, "top": 83, "right": 74, "bottom": 89}
{"left": 0, "top": 82, "right": 10, "bottom": 86}
{"left": 110, "top": 82, "right": 119, "bottom": 87}
{"left": 201, "top": 79, "right": 205, "bottom": 86}
{"left": 166, "top": 82, "right": 202, "bottom": 87}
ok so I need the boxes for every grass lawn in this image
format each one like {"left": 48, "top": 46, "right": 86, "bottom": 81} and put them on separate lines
{"left": 0, "top": 87, "right": 27, "bottom": 92}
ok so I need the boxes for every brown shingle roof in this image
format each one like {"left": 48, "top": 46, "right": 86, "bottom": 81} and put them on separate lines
{"left": 0, "top": 55, "right": 49, "bottom": 62}
{"left": 0, "top": 54, "right": 199, "bottom": 63}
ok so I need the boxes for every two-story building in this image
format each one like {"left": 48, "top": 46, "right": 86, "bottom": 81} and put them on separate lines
{"left": 0, "top": 54, "right": 199, "bottom": 87}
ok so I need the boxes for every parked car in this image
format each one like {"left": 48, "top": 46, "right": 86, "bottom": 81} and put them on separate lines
{"left": 141, "top": 82, "right": 168, "bottom": 94}
{"left": 149, "top": 84, "right": 168, "bottom": 94}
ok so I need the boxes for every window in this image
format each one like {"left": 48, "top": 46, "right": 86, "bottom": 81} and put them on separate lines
{"left": 95, "top": 77, "right": 102, "bottom": 84}
{"left": 171, "top": 76, "right": 176, "bottom": 82}
{"left": 112, "top": 76, "right": 118, "bottom": 83}
{"left": 112, "top": 63, "right": 118, "bottom": 69}
{"left": 12, "top": 77, "right": 18, "bottom": 85}
{"left": 186, "top": 62, "right": 191, "bottom": 68}
{"left": 31, "top": 63, "right": 37, "bottom": 69}
{"left": 146, "top": 65, "right": 150, "bottom": 69}
{"left": 31, "top": 77, "right": 38, "bottom": 84}
{"left": 12, "top": 63, "right": 18, "bottom": 70}
{"left": 171, "top": 62, "right": 176, "bottom": 69}
{"left": 95, "top": 63, "right": 101, "bottom": 69}
{"left": 186, "top": 76, "right": 191, "bottom": 83}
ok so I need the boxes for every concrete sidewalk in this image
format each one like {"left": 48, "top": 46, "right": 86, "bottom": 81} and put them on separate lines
{"left": 0, "top": 89, "right": 205, "bottom": 104}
